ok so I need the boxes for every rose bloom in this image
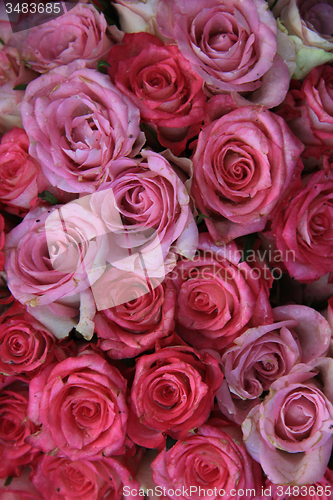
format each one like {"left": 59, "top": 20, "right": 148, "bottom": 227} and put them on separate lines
{"left": 0, "top": 127, "right": 49, "bottom": 213}
{"left": 171, "top": 233, "right": 273, "bottom": 351}
{"left": 127, "top": 344, "right": 223, "bottom": 448}
{"left": 21, "top": 61, "right": 145, "bottom": 193}
{"left": 108, "top": 32, "right": 206, "bottom": 155}
{"left": 0, "top": 467, "right": 42, "bottom": 500}
{"left": 0, "top": 301, "right": 55, "bottom": 378}
{"left": 151, "top": 421, "right": 262, "bottom": 500}
{"left": 262, "top": 169, "right": 333, "bottom": 283}
{"left": 156, "top": 0, "right": 290, "bottom": 108}
{"left": 22, "top": 3, "right": 113, "bottom": 73}
{"left": 0, "top": 214, "right": 4, "bottom": 272}
{"left": 110, "top": 0, "right": 160, "bottom": 34}
{"left": 89, "top": 150, "right": 198, "bottom": 277}
{"left": 191, "top": 106, "right": 304, "bottom": 243}
{"left": 31, "top": 455, "right": 140, "bottom": 500}
{"left": 242, "top": 365, "right": 333, "bottom": 485}
{"left": 4, "top": 202, "right": 109, "bottom": 340}
{"left": 27, "top": 351, "right": 128, "bottom": 460}
{"left": 265, "top": 468, "right": 333, "bottom": 500}
{"left": 0, "top": 380, "right": 41, "bottom": 478}
{"left": 94, "top": 269, "right": 176, "bottom": 359}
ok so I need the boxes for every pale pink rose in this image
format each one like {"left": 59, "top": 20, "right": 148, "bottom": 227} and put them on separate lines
{"left": 151, "top": 421, "right": 262, "bottom": 500}
{"left": 242, "top": 365, "right": 333, "bottom": 485}
{"left": 22, "top": 4, "right": 113, "bottom": 73}
{"left": 27, "top": 351, "right": 128, "bottom": 460}
{"left": 0, "top": 467, "right": 42, "bottom": 500}
{"left": 171, "top": 233, "right": 273, "bottom": 351}
{"left": 21, "top": 61, "right": 145, "bottom": 193}
{"left": 191, "top": 106, "right": 304, "bottom": 243}
{"left": 157, "top": 0, "right": 290, "bottom": 108}
{"left": 31, "top": 455, "right": 140, "bottom": 500}
{"left": 111, "top": 0, "right": 160, "bottom": 35}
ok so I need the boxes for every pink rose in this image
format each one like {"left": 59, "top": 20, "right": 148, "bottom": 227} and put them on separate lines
{"left": 127, "top": 344, "right": 223, "bottom": 448}
{"left": 31, "top": 455, "right": 140, "bottom": 500}
{"left": 108, "top": 32, "right": 206, "bottom": 155}
{"left": 157, "top": 0, "right": 290, "bottom": 107}
{"left": 0, "top": 468, "right": 42, "bottom": 500}
{"left": 0, "top": 301, "right": 55, "bottom": 378}
{"left": 0, "top": 127, "right": 49, "bottom": 213}
{"left": 0, "top": 214, "right": 4, "bottom": 272}
{"left": 191, "top": 106, "right": 304, "bottom": 242}
{"left": 22, "top": 4, "right": 113, "bottom": 73}
{"left": 279, "top": 65, "right": 333, "bottom": 159}
{"left": 171, "top": 233, "right": 273, "bottom": 351}
{"left": 4, "top": 201, "right": 109, "bottom": 339}
{"left": 242, "top": 365, "right": 333, "bottom": 485}
{"left": 27, "top": 351, "right": 128, "bottom": 460}
{"left": 94, "top": 271, "right": 176, "bottom": 359}
{"left": 21, "top": 61, "right": 145, "bottom": 193}
{"left": 0, "top": 380, "right": 40, "bottom": 478}
{"left": 151, "top": 421, "right": 262, "bottom": 500}
{"left": 262, "top": 169, "right": 333, "bottom": 283}
{"left": 265, "top": 468, "right": 333, "bottom": 500}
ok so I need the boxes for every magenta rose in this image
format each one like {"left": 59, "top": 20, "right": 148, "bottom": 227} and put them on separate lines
{"left": 0, "top": 127, "right": 49, "bottom": 213}
{"left": 171, "top": 233, "right": 273, "bottom": 351}
{"left": 265, "top": 468, "right": 333, "bottom": 500}
{"left": 242, "top": 365, "right": 333, "bottom": 485}
{"left": 108, "top": 32, "right": 206, "bottom": 155}
{"left": 127, "top": 344, "right": 223, "bottom": 448}
{"left": 0, "top": 380, "right": 41, "bottom": 478}
{"left": 262, "top": 169, "right": 333, "bottom": 283}
{"left": 157, "top": 0, "right": 290, "bottom": 107}
{"left": 191, "top": 105, "right": 304, "bottom": 242}
{"left": 27, "top": 351, "right": 128, "bottom": 460}
{"left": 22, "top": 3, "right": 113, "bottom": 73}
{"left": 31, "top": 455, "right": 140, "bottom": 500}
{"left": 0, "top": 468, "right": 42, "bottom": 500}
{"left": 94, "top": 270, "right": 176, "bottom": 359}
{"left": 151, "top": 421, "right": 262, "bottom": 500}
{"left": 21, "top": 61, "right": 144, "bottom": 193}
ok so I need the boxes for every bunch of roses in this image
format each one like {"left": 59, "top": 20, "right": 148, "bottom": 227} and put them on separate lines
{"left": 0, "top": 0, "right": 333, "bottom": 498}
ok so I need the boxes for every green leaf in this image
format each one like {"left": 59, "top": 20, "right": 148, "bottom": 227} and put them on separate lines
{"left": 97, "top": 59, "right": 111, "bottom": 73}
{"left": 38, "top": 191, "right": 59, "bottom": 205}
{"left": 239, "top": 233, "right": 257, "bottom": 263}
{"left": 166, "top": 435, "right": 177, "bottom": 451}
{"left": 195, "top": 213, "right": 211, "bottom": 225}
{"left": 13, "top": 84, "right": 28, "bottom": 91}
{"left": 0, "top": 38, "right": 4, "bottom": 45}
{"left": 4, "top": 476, "right": 13, "bottom": 487}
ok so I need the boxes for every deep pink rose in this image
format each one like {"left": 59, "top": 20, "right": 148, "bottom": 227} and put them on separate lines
{"left": 171, "top": 233, "right": 273, "bottom": 351}
{"left": 262, "top": 169, "right": 333, "bottom": 283}
{"left": 157, "top": 0, "right": 290, "bottom": 107}
{"left": 0, "top": 468, "right": 42, "bottom": 500}
{"left": 127, "top": 344, "right": 223, "bottom": 448}
{"left": 27, "top": 352, "right": 128, "bottom": 460}
{"left": 108, "top": 32, "right": 206, "bottom": 155}
{"left": 191, "top": 106, "right": 304, "bottom": 242}
{"left": 242, "top": 365, "right": 333, "bottom": 485}
{"left": 31, "top": 455, "right": 140, "bottom": 500}
{"left": 94, "top": 271, "right": 176, "bottom": 359}
{"left": 151, "top": 421, "right": 262, "bottom": 500}
{"left": 265, "top": 467, "right": 333, "bottom": 500}
{"left": 0, "top": 380, "right": 40, "bottom": 478}
{"left": 21, "top": 61, "right": 145, "bottom": 193}
{"left": 0, "top": 127, "right": 49, "bottom": 213}
{"left": 279, "top": 65, "right": 333, "bottom": 159}
{"left": 22, "top": 4, "right": 113, "bottom": 73}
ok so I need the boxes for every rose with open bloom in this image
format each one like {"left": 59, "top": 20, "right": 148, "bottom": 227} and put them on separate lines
{"left": 108, "top": 32, "right": 206, "bottom": 155}
{"left": 262, "top": 169, "right": 333, "bottom": 283}
{"left": 4, "top": 201, "right": 109, "bottom": 339}
{"left": 0, "top": 380, "right": 41, "bottom": 478}
{"left": 151, "top": 421, "right": 262, "bottom": 500}
{"left": 156, "top": 0, "right": 290, "bottom": 107}
{"left": 27, "top": 351, "right": 128, "bottom": 460}
{"left": 242, "top": 364, "right": 333, "bottom": 485}
{"left": 171, "top": 233, "right": 273, "bottom": 351}
{"left": 31, "top": 455, "right": 140, "bottom": 500}
{"left": 21, "top": 61, "right": 145, "bottom": 193}
{"left": 22, "top": 3, "right": 113, "bottom": 73}
{"left": 127, "top": 344, "right": 223, "bottom": 448}
{"left": 191, "top": 106, "right": 304, "bottom": 243}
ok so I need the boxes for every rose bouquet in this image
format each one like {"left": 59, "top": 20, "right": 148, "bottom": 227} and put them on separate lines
{"left": 0, "top": 0, "right": 333, "bottom": 498}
